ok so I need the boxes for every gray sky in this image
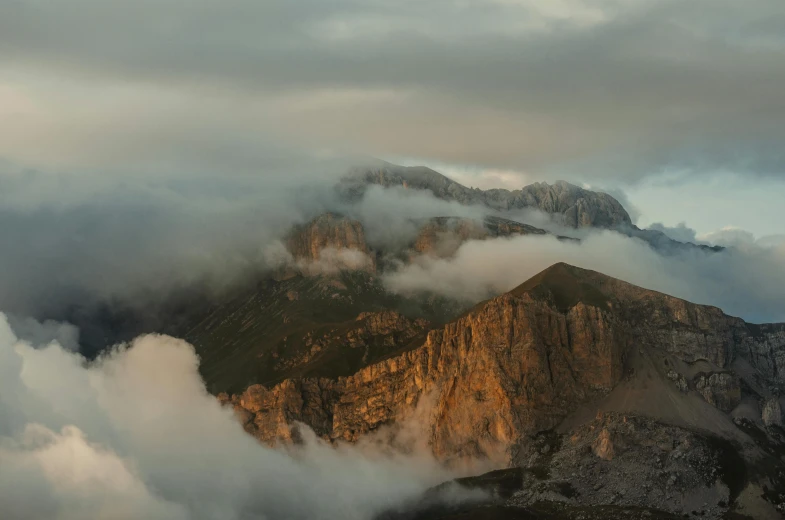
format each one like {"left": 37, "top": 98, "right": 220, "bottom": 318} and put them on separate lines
{"left": 1, "top": 0, "right": 783, "bottom": 236}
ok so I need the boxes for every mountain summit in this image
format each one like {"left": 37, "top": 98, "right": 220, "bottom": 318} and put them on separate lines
{"left": 341, "top": 162, "right": 632, "bottom": 229}
{"left": 340, "top": 162, "right": 723, "bottom": 254}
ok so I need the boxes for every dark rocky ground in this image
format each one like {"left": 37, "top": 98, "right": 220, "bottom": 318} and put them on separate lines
{"left": 379, "top": 411, "right": 785, "bottom": 520}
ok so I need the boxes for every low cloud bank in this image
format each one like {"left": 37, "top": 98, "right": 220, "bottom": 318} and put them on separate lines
{"left": 0, "top": 314, "right": 456, "bottom": 520}
{"left": 383, "top": 232, "right": 785, "bottom": 324}
{"left": 264, "top": 242, "right": 376, "bottom": 276}
{"left": 347, "top": 185, "right": 487, "bottom": 251}
{"left": 0, "top": 167, "right": 491, "bottom": 325}
{"left": 2, "top": 162, "right": 782, "bottom": 342}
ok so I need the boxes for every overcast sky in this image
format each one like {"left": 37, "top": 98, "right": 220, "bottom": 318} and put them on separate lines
{"left": 1, "top": 0, "right": 783, "bottom": 237}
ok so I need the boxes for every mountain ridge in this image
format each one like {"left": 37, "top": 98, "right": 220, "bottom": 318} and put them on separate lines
{"left": 340, "top": 162, "right": 723, "bottom": 254}
{"left": 341, "top": 162, "right": 633, "bottom": 229}
{"left": 217, "top": 262, "right": 785, "bottom": 518}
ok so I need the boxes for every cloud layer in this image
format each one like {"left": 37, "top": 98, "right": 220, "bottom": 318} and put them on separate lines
{"left": 383, "top": 232, "right": 785, "bottom": 324}
{"left": 2, "top": 0, "right": 784, "bottom": 183}
{"left": 0, "top": 314, "right": 452, "bottom": 520}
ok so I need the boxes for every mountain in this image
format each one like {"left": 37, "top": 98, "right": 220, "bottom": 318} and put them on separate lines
{"left": 340, "top": 162, "right": 723, "bottom": 253}
{"left": 183, "top": 212, "right": 560, "bottom": 394}
{"left": 184, "top": 272, "right": 454, "bottom": 394}
{"left": 341, "top": 162, "right": 632, "bottom": 229}
{"left": 218, "top": 263, "right": 785, "bottom": 519}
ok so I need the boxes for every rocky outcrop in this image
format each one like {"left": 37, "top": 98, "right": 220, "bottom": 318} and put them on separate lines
{"left": 666, "top": 369, "right": 689, "bottom": 392}
{"left": 223, "top": 263, "right": 785, "bottom": 464}
{"left": 591, "top": 428, "right": 616, "bottom": 461}
{"left": 762, "top": 397, "right": 782, "bottom": 427}
{"left": 694, "top": 372, "right": 741, "bottom": 412}
{"left": 510, "top": 181, "right": 630, "bottom": 229}
{"left": 353, "top": 310, "right": 428, "bottom": 338}
{"left": 738, "top": 324, "right": 785, "bottom": 385}
{"left": 286, "top": 213, "right": 375, "bottom": 272}
{"left": 342, "top": 163, "right": 631, "bottom": 229}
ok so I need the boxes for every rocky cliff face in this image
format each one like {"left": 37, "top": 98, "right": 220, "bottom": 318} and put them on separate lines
{"left": 286, "top": 212, "right": 376, "bottom": 272}
{"left": 694, "top": 372, "right": 742, "bottom": 412}
{"left": 224, "top": 290, "right": 628, "bottom": 462}
{"left": 505, "top": 181, "right": 631, "bottom": 229}
{"left": 223, "top": 264, "right": 785, "bottom": 466}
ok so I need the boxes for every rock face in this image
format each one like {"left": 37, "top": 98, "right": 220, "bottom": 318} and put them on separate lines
{"left": 228, "top": 288, "right": 628, "bottom": 462}
{"left": 511, "top": 181, "right": 631, "bottom": 229}
{"left": 224, "top": 263, "right": 785, "bottom": 464}
{"left": 342, "top": 163, "right": 632, "bottom": 229}
{"left": 286, "top": 212, "right": 375, "bottom": 271}
{"left": 738, "top": 324, "right": 785, "bottom": 384}
{"left": 693, "top": 372, "right": 741, "bottom": 412}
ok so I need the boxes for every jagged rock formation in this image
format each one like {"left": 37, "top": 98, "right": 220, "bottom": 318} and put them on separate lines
{"left": 342, "top": 163, "right": 631, "bottom": 229}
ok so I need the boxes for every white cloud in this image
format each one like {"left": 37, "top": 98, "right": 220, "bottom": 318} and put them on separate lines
{"left": 0, "top": 314, "right": 456, "bottom": 520}
{"left": 383, "top": 232, "right": 785, "bottom": 323}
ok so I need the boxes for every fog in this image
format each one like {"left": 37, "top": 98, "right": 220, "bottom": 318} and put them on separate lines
{"left": 383, "top": 232, "right": 785, "bottom": 324}
{"left": 0, "top": 314, "right": 462, "bottom": 520}
{"left": 3, "top": 161, "right": 784, "bottom": 333}
{"left": 0, "top": 163, "right": 490, "bottom": 322}
{"left": 0, "top": 160, "right": 354, "bottom": 319}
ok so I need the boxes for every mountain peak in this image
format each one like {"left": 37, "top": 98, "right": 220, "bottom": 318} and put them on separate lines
{"left": 510, "top": 262, "right": 613, "bottom": 312}
{"left": 341, "top": 162, "right": 632, "bottom": 229}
